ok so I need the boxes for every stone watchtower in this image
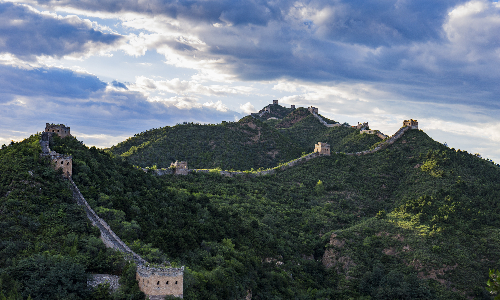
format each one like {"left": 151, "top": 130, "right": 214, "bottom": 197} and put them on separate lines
{"left": 314, "top": 142, "right": 330, "bottom": 156}
{"left": 403, "top": 119, "right": 418, "bottom": 129}
{"left": 308, "top": 106, "right": 319, "bottom": 114}
{"left": 170, "top": 161, "right": 188, "bottom": 175}
{"left": 273, "top": 100, "right": 279, "bottom": 105}
{"left": 291, "top": 105, "right": 295, "bottom": 109}
{"left": 136, "top": 265, "right": 184, "bottom": 299}
{"left": 45, "top": 123, "right": 71, "bottom": 138}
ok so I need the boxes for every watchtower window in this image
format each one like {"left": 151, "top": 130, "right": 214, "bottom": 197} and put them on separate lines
{"left": 61, "top": 161, "right": 64, "bottom": 164}
{"left": 67, "top": 162, "right": 69, "bottom": 165}
{"left": 175, "top": 281, "right": 178, "bottom": 284}
{"left": 166, "top": 281, "right": 169, "bottom": 284}
{"left": 157, "top": 281, "right": 159, "bottom": 285}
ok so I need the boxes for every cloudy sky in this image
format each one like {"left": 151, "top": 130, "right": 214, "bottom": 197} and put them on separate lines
{"left": 1, "top": 0, "right": 499, "bottom": 163}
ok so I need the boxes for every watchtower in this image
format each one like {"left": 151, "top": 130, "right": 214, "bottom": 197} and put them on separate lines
{"left": 273, "top": 100, "right": 279, "bottom": 105}
{"left": 45, "top": 123, "right": 71, "bottom": 138}
{"left": 314, "top": 142, "right": 330, "bottom": 156}
{"left": 308, "top": 106, "right": 318, "bottom": 114}
{"left": 291, "top": 105, "right": 295, "bottom": 109}
{"left": 136, "top": 265, "right": 184, "bottom": 299}
{"left": 403, "top": 119, "right": 418, "bottom": 129}
{"left": 356, "top": 122, "right": 368, "bottom": 130}
{"left": 171, "top": 161, "right": 188, "bottom": 175}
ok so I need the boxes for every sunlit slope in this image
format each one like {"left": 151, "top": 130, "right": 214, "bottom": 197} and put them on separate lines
{"left": 109, "top": 116, "right": 303, "bottom": 170}
{"left": 271, "top": 129, "right": 500, "bottom": 299}
{"left": 276, "top": 109, "right": 382, "bottom": 153}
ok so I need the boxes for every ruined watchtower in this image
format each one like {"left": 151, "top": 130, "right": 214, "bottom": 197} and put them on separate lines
{"left": 45, "top": 123, "right": 71, "bottom": 138}
{"left": 403, "top": 119, "right": 418, "bottom": 129}
{"left": 136, "top": 265, "right": 184, "bottom": 299}
{"left": 314, "top": 142, "right": 330, "bottom": 156}
{"left": 291, "top": 105, "right": 295, "bottom": 109}
{"left": 170, "top": 161, "right": 188, "bottom": 175}
{"left": 40, "top": 131, "right": 72, "bottom": 178}
{"left": 308, "top": 106, "right": 319, "bottom": 114}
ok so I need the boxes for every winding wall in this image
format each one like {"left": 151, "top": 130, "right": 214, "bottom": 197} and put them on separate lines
{"left": 149, "top": 126, "right": 413, "bottom": 178}
{"left": 69, "top": 178, "right": 146, "bottom": 265}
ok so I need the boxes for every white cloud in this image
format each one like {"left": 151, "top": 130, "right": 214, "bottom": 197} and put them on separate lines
{"left": 239, "top": 102, "right": 256, "bottom": 114}
{"left": 203, "top": 100, "right": 228, "bottom": 112}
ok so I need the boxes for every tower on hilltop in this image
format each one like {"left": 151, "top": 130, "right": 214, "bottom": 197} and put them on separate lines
{"left": 403, "top": 119, "right": 418, "bottom": 129}
{"left": 308, "top": 106, "right": 318, "bottom": 114}
{"left": 273, "top": 100, "right": 279, "bottom": 105}
{"left": 45, "top": 123, "right": 71, "bottom": 138}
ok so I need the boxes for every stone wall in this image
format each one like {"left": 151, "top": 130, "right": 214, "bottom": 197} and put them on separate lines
{"left": 136, "top": 265, "right": 184, "bottom": 299}
{"left": 40, "top": 132, "right": 72, "bottom": 178}
{"left": 69, "top": 178, "right": 184, "bottom": 298}
{"left": 45, "top": 123, "right": 71, "bottom": 138}
{"left": 69, "top": 179, "right": 146, "bottom": 264}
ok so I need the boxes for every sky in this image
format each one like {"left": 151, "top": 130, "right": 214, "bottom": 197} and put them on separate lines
{"left": 1, "top": 0, "right": 499, "bottom": 163}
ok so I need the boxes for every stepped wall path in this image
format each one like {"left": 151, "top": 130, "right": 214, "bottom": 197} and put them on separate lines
{"left": 69, "top": 178, "right": 147, "bottom": 265}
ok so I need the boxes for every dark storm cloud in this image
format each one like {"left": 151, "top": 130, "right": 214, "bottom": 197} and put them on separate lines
{"left": 15, "top": 0, "right": 500, "bottom": 107}
{"left": 0, "top": 65, "right": 107, "bottom": 98}
{"left": 0, "top": 2, "right": 122, "bottom": 60}
{"left": 33, "top": 0, "right": 284, "bottom": 26}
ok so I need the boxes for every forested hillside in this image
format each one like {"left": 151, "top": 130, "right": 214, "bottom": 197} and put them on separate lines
{"left": 2, "top": 124, "right": 500, "bottom": 299}
{"left": 0, "top": 137, "right": 144, "bottom": 300}
{"left": 109, "top": 116, "right": 304, "bottom": 170}
{"left": 110, "top": 105, "right": 383, "bottom": 169}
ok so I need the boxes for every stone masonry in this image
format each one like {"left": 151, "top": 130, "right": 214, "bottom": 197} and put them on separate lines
{"left": 150, "top": 119, "right": 418, "bottom": 178}
{"left": 40, "top": 132, "right": 72, "bottom": 178}
{"left": 42, "top": 123, "right": 183, "bottom": 299}
{"left": 136, "top": 265, "right": 184, "bottom": 299}
{"left": 403, "top": 119, "right": 418, "bottom": 129}
{"left": 314, "top": 142, "right": 331, "bottom": 156}
{"left": 45, "top": 123, "right": 71, "bottom": 138}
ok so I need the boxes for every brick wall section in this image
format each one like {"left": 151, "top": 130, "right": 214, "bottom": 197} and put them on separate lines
{"left": 136, "top": 265, "right": 184, "bottom": 299}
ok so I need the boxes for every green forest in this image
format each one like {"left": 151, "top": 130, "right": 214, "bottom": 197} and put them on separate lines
{"left": 2, "top": 108, "right": 500, "bottom": 299}
{"left": 110, "top": 106, "right": 381, "bottom": 170}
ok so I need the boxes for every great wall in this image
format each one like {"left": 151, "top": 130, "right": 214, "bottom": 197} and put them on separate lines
{"left": 41, "top": 109, "right": 418, "bottom": 299}
{"left": 41, "top": 124, "right": 184, "bottom": 299}
{"left": 146, "top": 103, "right": 419, "bottom": 177}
